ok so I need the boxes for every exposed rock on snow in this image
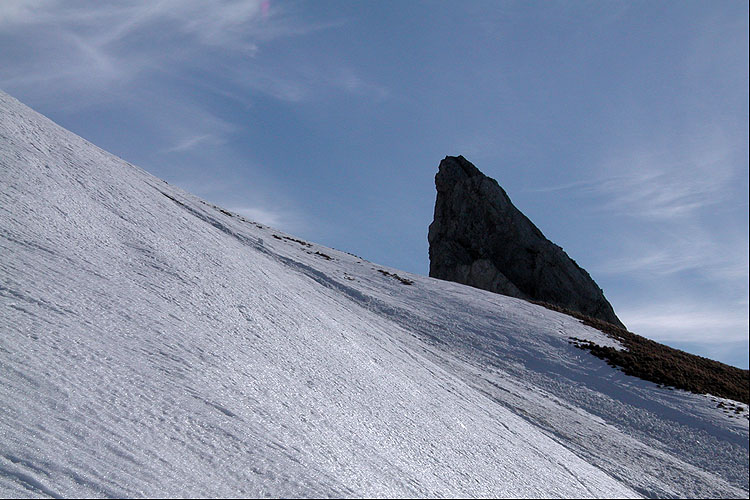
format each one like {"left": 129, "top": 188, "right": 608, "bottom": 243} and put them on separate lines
{"left": 428, "top": 155, "right": 624, "bottom": 328}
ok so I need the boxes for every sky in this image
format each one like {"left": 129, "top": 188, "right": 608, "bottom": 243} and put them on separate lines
{"left": 1, "top": 0, "right": 748, "bottom": 368}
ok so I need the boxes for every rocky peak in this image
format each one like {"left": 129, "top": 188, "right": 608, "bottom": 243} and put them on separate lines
{"left": 428, "top": 155, "right": 624, "bottom": 328}
{"left": 434, "top": 155, "right": 483, "bottom": 190}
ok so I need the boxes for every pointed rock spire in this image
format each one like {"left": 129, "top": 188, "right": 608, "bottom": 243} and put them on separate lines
{"left": 428, "top": 155, "right": 624, "bottom": 328}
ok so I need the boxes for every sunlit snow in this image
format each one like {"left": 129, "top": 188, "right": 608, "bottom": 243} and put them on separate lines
{"left": 1, "top": 90, "right": 747, "bottom": 498}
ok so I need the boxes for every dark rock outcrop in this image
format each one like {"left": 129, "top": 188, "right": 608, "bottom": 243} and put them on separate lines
{"left": 428, "top": 155, "right": 624, "bottom": 328}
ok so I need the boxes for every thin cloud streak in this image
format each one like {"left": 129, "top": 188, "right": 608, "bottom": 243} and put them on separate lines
{"left": 535, "top": 130, "right": 747, "bottom": 285}
{"left": 162, "top": 134, "right": 221, "bottom": 153}
{"left": 0, "top": 0, "right": 384, "bottom": 146}
{"left": 0, "top": 0, "right": 269, "bottom": 90}
{"left": 533, "top": 153, "right": 734, "bottom": 221}
{"left": 0, "top": 0, "right": 355, "bottom": 92}
{"left": 593, "top": 231, "right": 749, "bottom": 280}
{"left": 0, "top": 0, "right": 269, "bottom": 46}
{"left": 620, "top": 303, "right": 749, "bottom": 344}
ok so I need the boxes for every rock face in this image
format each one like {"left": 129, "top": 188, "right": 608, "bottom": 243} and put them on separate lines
{"left": 428, "top": 155, "right": 624, "bottom": 328}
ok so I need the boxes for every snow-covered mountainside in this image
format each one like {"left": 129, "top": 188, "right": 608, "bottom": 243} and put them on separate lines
{"left": 1, "top": 90, "right": 747, "bottom": 499}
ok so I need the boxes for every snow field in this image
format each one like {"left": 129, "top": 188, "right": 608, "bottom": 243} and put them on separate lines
{"left": 1, "top": 90, "right": 747, "bottom": 498}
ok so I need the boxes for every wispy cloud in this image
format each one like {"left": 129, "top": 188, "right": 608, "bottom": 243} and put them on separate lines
{"left": 0, "top": 0, "right": 51, "bottom": 24}
{"left": 329, "top": 67, "right": 389, "bottom": 100}
{"left": 0, "top": 0, "right": 364, "bottom": 97}
{"left": 0, "top": 0, "right": 271, "bottom": 91}
{"left": 533, "top": 127, "right": 747, "bottom": 287}
{"left": 0, "top": 0, "right": 385, "bottom": 146}
{"left": 162, "top": 134, "right": 221, "bottom": 153}
{"left": 0, "top": 0, "right": 271, "bottom": 45}
{"left": 533, "top": 133, "right": 736, "bottom": 221}
{"left": 225, "top": 63, "right": 389, "bottom": 104}
{"left": 593, "top": 228, "right": 749, "bottom": 280}
{"left": 620, "top": 300, "right": 749, "bottom": 344}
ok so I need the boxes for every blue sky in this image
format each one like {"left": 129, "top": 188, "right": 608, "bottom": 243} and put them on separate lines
{"left": 1, "top": 0, "right": 748, "bottom": 368}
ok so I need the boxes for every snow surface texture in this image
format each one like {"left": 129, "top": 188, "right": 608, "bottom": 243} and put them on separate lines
{"left": 1, "top": 89, "right": 748, "bottom": 499}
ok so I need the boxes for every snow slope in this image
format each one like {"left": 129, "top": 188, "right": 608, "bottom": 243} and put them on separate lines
{"left": 1, "top": 90, "right": 747, "bottom": 498}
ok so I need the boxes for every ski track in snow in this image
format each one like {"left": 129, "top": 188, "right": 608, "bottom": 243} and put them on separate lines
{"left": 1, "top": 90, "right": 748, "bottom": 498}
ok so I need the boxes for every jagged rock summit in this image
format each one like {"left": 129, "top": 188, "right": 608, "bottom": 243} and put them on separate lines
{"left": 428, "top": 155, "right": 624, "bottom": 328}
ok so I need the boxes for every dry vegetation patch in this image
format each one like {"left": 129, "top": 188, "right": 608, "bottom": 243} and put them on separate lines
{"left": 377, "top": 269, "right": 414, "bottom": 285}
